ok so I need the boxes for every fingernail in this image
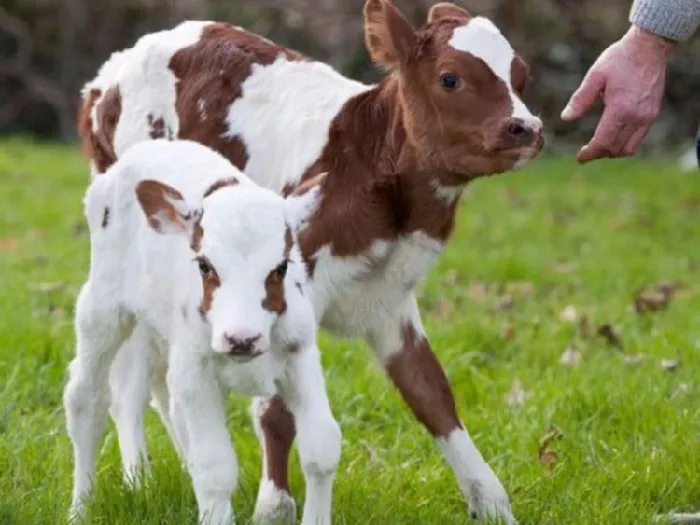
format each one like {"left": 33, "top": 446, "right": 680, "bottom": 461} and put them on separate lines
{"left": 561, "top": 105, "right": 573, "bottom": 119}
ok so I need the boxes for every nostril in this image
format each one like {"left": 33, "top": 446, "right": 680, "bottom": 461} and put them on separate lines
{"left": 224, "top": 333, "right": 263, "bottom": 355}
{"left": 508, "top": 119, "right": 528, "bottom": 137}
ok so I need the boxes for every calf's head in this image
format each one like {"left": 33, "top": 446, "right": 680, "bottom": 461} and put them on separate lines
{"left": 135, "top": 177, "right": 318, "bottom": 359}
{"left": 364, "top": 0, "right": 544, "bottom": 180}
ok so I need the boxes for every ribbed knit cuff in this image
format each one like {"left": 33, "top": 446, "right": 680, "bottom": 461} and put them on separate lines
{"left": 630, "top": 0, "right": 700, "bottom": 42}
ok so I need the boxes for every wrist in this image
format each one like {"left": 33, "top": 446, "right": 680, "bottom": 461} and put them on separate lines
{"left": 623, "top": 25, "right": 676, "bottom": 57}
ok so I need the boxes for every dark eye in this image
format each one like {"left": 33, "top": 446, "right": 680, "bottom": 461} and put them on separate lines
{"left": 273, "top": 259, "right": 289, "bottom": 279}
{"left": 440, "top": 73, "right": 460, "bottom": 91}
{"left": 197, "top": 257, "right": 213, "bottom": 277}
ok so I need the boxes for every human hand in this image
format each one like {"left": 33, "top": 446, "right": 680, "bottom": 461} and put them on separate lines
{"left": 561, "top": 26, "right": 675, "bottom": 163}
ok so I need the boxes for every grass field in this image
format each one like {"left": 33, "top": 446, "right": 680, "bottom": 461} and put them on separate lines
{"left": 0, "top": 136, "right": 699, "bottom": 525}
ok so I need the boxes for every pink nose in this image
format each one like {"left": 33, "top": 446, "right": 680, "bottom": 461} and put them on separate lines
{"left": 506, "top": 117, "right": 542, "bottom": 144}
{"left": 223, "top": 332, "right": 264, "bottom": 358}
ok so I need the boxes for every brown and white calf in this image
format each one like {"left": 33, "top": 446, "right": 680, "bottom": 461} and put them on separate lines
{"left": 63, "top": 139, "right": 340, "bottom": 525}
{"left": 78, "top": 1, "right": 544, "bottom": 523}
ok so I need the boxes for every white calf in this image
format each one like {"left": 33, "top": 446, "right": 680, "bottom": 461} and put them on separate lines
{"left": 62, "top": 139, "right": 341, "bottom": 525}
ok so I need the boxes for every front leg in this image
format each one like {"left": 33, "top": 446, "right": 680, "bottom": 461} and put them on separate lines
{"left": 168, "top": 351, "right": 237, "bottom": 525}
{"left": 277, "top": 342, "right": 341, "bottom": 525}
{"left": 368, "top": 294, "right": 516, "bottom": 525}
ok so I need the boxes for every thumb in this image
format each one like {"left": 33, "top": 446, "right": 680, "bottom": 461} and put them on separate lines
{"left": 561, "top": 70, "right": 606, "bottom": 121}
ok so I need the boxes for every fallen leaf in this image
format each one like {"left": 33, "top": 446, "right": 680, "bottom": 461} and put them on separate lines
{"left": 578, "top": 314, "right": 592, "bottom": 337}
{"left": 553, "top": 261, "right": 578, "bottom": 274}
{"left": 504, "top": 379, "right": 530, "bottom": 406}
{"left": 493, "top": 294, "right": 514, "bottom": 311}
{"left": 0, "top": 237, "right": 19, "bottom": 251}
{"left": 634, "top": 289, "right": 670, "bottom": 313}
{"left": 433, "top": 298, "right": 454, "bottom": 319}
{"left": 31, "top": 281, "right": 66, "bottom": 293}
{"left": 538, "top": 425, "right": 563, "bottom": 472}
{"left": 596, "top": 323, "right": 623, "bottom": 348}
{"left": 661, "top": 356, "right": 682, "bottom": 372}
{"left": 559, "top": 305, "right": 579, "bottom": 323}
{"left": 444, "top": 270, "right": 459, "bottom": 286}
{"left": 621, "top": 353, "right": 645, "bottom": 365}
{"left": 501, "top": 323, "right": 516, "bottom": 340}
{"left": 559, "top": 346, "right": 581, "bottom": 366}
{"left": 467, "top": 280, "right": 487, "bottom": 303}
{"left": 504, "top": 281, "right": 535, "bottom": 297}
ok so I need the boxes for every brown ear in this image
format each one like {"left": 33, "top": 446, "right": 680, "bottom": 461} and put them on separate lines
{"left": 363, "top": 0, "right": 417, "bottom": 69}
{"left": 135, "top": 179, "right": 202, "bottom": 236}
{"left": 427, "top": 2, "right": 471, "bottom": 24}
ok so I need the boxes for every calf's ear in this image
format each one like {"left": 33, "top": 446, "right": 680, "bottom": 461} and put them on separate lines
{"left": 427, "top": 2, "right": 471, "bottom": 24}
{"left": 363, "top": 0, "right": 416, "bottom": 69}
{"left": 135, "top": 179, "right": 202, "bottom": 239}
{"left": 284, "top": 172, "right": 327, "bottom": 234}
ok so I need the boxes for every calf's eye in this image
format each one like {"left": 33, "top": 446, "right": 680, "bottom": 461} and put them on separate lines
{"left": 273, "top": 259, "right": 289, "bottom": 279}
{"left": 197, "top": 258, "right": 212, "bottom": 277}
{"left": 440, "top": 73, "right": 460, "bottom": 91}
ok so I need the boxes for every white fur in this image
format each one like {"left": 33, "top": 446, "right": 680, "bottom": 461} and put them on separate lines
{"left": 449, "top": 17, "right": 542, "bottom": 132}
{"left": 78, "top": 17, "right": 535, "bottom": 524}
{"left": 63, "top": 139, "right": 340, "bottom": 525}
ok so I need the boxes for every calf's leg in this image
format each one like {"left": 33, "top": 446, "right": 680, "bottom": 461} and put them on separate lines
{"left": 169, "top": 351, "right": 237, "bottom": 525}
{"left": 368, "top": 294, "right": 517, "bottom": 525}
{"left": 108, "top": 323, "right": 153, "bottom": 487}
{"left": 251, "top": 396, "right": 297, "bottom": 524}
{"left": 277, "top": 343, "right": 341, "bottom": 525}
{"left": 63, "top": 283, "right": 135, "bottom": 519}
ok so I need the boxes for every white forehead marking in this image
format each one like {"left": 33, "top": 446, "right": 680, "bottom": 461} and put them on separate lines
{"left": 448, "top": 17, "right": 536, "bottom": 122}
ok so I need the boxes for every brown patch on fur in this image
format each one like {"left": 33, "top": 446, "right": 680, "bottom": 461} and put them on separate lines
{"left": 147, "top": 114, "right": 173, "bottom": 139}
{"left": 262, "top": 265, "right": 287, "bottom": 314}
{"left": 282, "top": 171, "right": 328, "bottom": 198}
{"left": 259, "top": 396, "right": 296, "bottom": 492}
{"left": 284, "top": 225, "right": 293, "bottom": 257}
{"left": 101, "top": 207, "right": 110, "bottom": 228}
{"left": 78, "top": 86, "right": 122, "bottom": 174}
{"left": 385, "top": 322, "right": 462, "bottom": 437}
{"left": 169, "top": 23, "right": 305, "bottom": 172}
{"left": 197, "top": 256, "right": 221, "bottom": 314}
{"left": 135, "top": 179, "right": 186, "bottom": 232}
{"left": 190, "top": 223, "right": 204, "bottom": 252}
{"left": 203, "top": 177, "right": 239, "bottom": 198}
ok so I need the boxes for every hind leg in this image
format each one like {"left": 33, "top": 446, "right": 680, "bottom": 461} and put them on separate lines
{"left": 108, "top": 323, "right": 153, "bottom": 488}
{"left": 63, "top": 283, "right": 135, "bottom": 519}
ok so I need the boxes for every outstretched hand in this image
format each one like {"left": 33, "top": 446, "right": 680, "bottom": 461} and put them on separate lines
{"left": 561, "top": 26, "right": 674, "bottom": 164}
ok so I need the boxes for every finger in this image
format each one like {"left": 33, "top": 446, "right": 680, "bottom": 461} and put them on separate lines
{"left": 621, "top": 125, "right": 651, "bottom": 156}
{"left": 561, "top": 70, "right": 606, "bottom": 121}
{"left": 576, "top": 109, "right": 626, "bottom": 163}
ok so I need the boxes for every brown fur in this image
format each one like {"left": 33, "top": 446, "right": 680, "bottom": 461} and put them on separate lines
{"left": 197, "top": 256, "right": 221, "bottom": 314}
{"left": 135, "top": 179, "right": 186, "bottom": 232}
{"left": 203, "top": 177, "right": 240, "bottom": 198}
{"left": 259, "top": 396, "right": 296, "bottom": 492}
{"left": 168, "top": 24, "right": 306, "bottom": 173}
{"left": 385, "top": 323, "right": 462, "bottom": 437}
{"left": 78, "top": 86, "right": 122, "bottom": 174}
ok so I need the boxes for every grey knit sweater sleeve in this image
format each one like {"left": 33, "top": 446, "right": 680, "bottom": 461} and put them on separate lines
{"left": 630, "top": 0, "right": 700, "bottom": 42}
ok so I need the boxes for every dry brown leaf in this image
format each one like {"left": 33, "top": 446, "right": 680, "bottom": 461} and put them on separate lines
{"left": 661, "top": 356, "right": 682, "bottom": 372}
{"left": 559, "top": 346, "right": 581, "bottom": 366}
{"left": 493, "top": 294, "right": 514, "bottom": 311}
{"left": 634, "top": 289, "right": 670, "bottom": 313}
{"left": 504, "top": 379, "right": 530, "bottom": 406}
{"left": 31, "top": 281, "right": 66, "bottom": 293}
{"left": 0, "top": 236, "right": 19, "bottom": 251}
{"left": 444, "top": 270, "right": 459, "bottom": 286}
{"left": 538, "top": 424, "right": 563, "bottom": 471}
{"left": 501, "top": 323, "right": 516, "bottom": 340}
{"left": 621, "top": 353, "right": 645, "bottom": 365}
{"left": 596, "top": 323, "right": 623, "bottom": 348}
{"left": 559, "top": 305, "right": 579, "bottom": 323}
{"left": 433, "top": 298, "right": 454, "bottom": 319}
{"left": 553, "top": 261, "right": 578, "bottom": 274}
{"left": 578, "top": 314, "right": 592, "bottom": 337}
{"left": 504, "top": 281, "right": 535, "bottom": 297}
{"left": 467, "top": 280, "right": 487, "bottom": 303}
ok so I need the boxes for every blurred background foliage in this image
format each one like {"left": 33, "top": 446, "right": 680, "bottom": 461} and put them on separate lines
{"left": 0, "top": 0, "right": 698, "bottom": 153}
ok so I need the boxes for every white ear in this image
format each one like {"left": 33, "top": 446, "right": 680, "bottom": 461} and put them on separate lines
{"left": 284, "top": 172, "right": 326, "bottom": 233}
{"left": 135, "top": 179, "right": 203, "bottom": 238}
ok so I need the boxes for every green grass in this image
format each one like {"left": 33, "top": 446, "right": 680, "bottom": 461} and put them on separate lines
{"left": 1, "top": 135, "right": 699, "bottom": 525}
